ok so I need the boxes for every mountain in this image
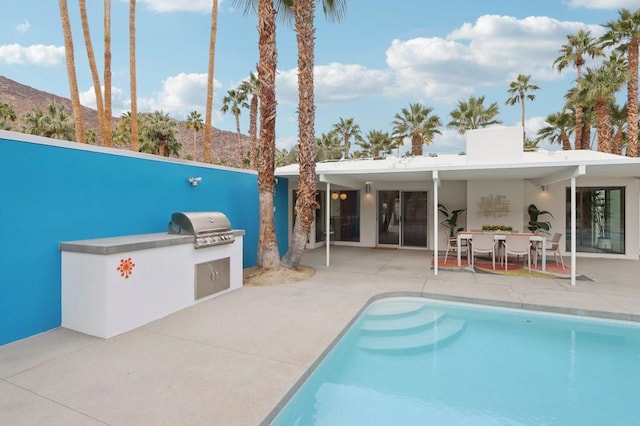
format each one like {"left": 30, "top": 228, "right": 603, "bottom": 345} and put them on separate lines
{"left": 0, "top": 75, "right": 251, "bottom": 167}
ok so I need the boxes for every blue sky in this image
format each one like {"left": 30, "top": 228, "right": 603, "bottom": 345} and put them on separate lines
{"left": 0, "top": 0, "right": 637, "bottom": 154}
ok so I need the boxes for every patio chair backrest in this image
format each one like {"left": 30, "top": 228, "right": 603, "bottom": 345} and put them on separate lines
{"left": 472, "top": 233, "right": 495, "bottom": 251}
{"left": 504, "top": 234, "right": 531, "bottom": 254}
{"left": 548, "top": 232, "right": 562, "bottom": 250}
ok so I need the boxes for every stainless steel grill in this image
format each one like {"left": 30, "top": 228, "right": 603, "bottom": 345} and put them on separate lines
{"left": 168, "top": 211, "right": 235, "bottom": 248}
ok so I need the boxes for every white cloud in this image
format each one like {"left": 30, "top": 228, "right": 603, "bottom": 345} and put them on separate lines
{"left": 264, "top": 15, "right": 610, "bottom": 113}
{"left": 0, "top": 43, "right": 64, "bottom": 66}
{"left": 138, "top": 0, "right": 217, "bottom": 13}
{"left": 385, "top": 15, "right": 604, "bottom": 103}
{"left": 137, "top": 72, "right": 222, "bottom": 119}
{"left": 16, "top": 19, "right": 30, "bottom": 33}
{"left": 276, "top": 63, "right": 394, "bottom": 105}
{"left": 79, "top": 85, "right": 129, "bottom": 117}
{"left": 567, "top": 0, "right": 639, "bottom": 9}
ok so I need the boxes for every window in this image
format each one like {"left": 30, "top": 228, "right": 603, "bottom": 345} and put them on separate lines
{"left": 566, "top": 187, "right": 625, "bottom": 254}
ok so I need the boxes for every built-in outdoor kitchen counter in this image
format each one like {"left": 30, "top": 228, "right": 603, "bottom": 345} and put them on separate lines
{"left": 60, "top": 212, "right": 244, "bottom": 339}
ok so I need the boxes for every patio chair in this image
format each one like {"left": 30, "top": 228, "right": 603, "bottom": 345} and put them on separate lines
{"left": 533, "top": 232, "right": 565, "bottom": 270}
{"left": 470, "top": 233, "right": 496, "bottom": 270}
{"left": 504, "top": 234, "right": 532, "bottom": 271}
{"left": 444, "top": 235, "right": 469, "bottom": 264}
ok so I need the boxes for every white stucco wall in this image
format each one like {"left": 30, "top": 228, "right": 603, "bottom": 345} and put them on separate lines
{"left": 467, "top": 179, "right": 525, "bottom": 233}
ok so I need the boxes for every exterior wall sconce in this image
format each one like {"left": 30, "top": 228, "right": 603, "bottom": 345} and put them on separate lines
{"left": 340, "top": 193, "right": 347, "bottom": 200}
{"left": 540, "top": 185, "right": 548, "bottom": 192}
{"left": 331, "top": 192, "right": 339, "bottom": 200}
{"left": 365, "top": 182, "right": 371, "bottom": 194}
{"left": 188, "top": 177, "right": 202, "bottom": 186}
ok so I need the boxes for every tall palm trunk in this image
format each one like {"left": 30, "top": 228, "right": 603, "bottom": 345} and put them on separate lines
{"left": 234, "top": 111, "right": 243, "bottom": 160}
{"left": 129, "top": 0, "right": 139, "bottom": 151}
{"left": 79, "top": 0, "right": 104, "bottom": 144}
{"left": 343, "top": 134, "right": 350, "bottom": 159}
{"left": 411, "top": 132, "right": 422, "bottom": 155}
{"left": 582, "top": 122, "right": 591, "bottom": 150}
{"left": 626, "top": 35, "right": 638, "bottom": 157}
{"left": 58, "top": 0, "right": 85, "bottom": 142}
{"left": 282, "top": 0, "right": 316, "bottom": 269}
{"left": 204, "top": 0, "right": 219, "bottom": 163}
{"left": 574, "top": 64, "right": 584, "bottom": 150}
{"left": 574, "top": 104, "right": 584, "bottom": 149}
{"left": 612, "top": 130, "right": 624, "bottom": 155}
{"left": 249, "top": 93, "right": 258, "bottom": 168}
{"left": 256, "top": 0, "right": 280, "bottom": 269}
{"left": 594, "top": 97, "right": 612, "bottom": 153}
{"left": 519, "top": 92, "right": 526, "bottom": 146}
{"left": 103, "top": 0, "right": 113, "bottom": 147}
{"left": 561, "top": 133, "right": 571, "bottom": 150}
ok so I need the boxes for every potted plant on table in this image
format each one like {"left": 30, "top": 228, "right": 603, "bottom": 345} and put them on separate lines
{"left": 438, "top": 204, "right": 466, "bottom": 237}
{"left": 527, "top": 204, "right": 553, "bottom": 234}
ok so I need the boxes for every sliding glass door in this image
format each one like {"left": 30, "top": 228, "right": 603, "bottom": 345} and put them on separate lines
{"left": 566, "top": 187, "right": 625, "bottom": 254}
{"left": 377, "top": 190, "right": 428, "bottom": 247}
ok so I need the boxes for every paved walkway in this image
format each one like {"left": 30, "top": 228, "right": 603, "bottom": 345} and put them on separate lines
{"left": 1, "top": 247, "right": 639, "bottom": 425}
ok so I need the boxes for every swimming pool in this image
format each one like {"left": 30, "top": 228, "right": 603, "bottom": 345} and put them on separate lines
{"left": 268, "top": 297, "right": 640, "bottom": 425}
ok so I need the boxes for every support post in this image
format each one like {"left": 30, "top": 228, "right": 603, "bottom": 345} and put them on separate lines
{"left": 326, "top": 182, "right": 331, "bottom": 267}
{"left": 433, "top": 170, "right": 439, "bottom": 275}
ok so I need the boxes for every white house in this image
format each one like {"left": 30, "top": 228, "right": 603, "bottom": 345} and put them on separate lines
{"left": 276, "top": 126, "right": 640, "bottom": 285}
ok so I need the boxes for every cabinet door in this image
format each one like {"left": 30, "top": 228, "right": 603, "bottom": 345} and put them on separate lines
{"left": 195, "top": 257, "right": 230, "bottom": 299}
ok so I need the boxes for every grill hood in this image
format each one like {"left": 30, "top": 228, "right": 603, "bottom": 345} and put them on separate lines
{"left": 168, "top": 212, "right": 234, "bottom": 248}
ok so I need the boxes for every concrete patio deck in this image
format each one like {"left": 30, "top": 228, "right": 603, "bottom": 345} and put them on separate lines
{"left": 2, "top": 246, "right": 639, "bottom": 425}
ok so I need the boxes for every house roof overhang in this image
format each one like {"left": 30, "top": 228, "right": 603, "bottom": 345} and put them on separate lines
{"left": 275, "top": 150, "right": 640, "bottom": 189}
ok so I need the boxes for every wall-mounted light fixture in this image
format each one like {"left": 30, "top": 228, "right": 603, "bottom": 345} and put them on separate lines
{"left": 540, "top": 185, "right": 548, "bottom": 192}
{"left": 331, "top": 192, "right": 348, "bottom": 200}
{"left": 365, "top": 182, "right": 371, "bottom": 194}
{"left": 188, "top": 177, "right": 202, "bottom": 186}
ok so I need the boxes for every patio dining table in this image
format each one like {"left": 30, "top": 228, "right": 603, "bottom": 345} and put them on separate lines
{"left": 457, "top": 232, "right": 547, "bottom": 271}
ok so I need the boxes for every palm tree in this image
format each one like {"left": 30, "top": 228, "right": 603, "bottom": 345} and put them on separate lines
{"left": 186, "top": 110, "right": 204, "bottom": 160}
{"left": 204, "top": 0, "right": 219, "bottom": 163}
{"left": 57, "top": 0, "right": 85, "bottom": 143}
{"left": 331, "top": 117, "right": 362, "bottom": 159}
{"left": 234, "top": 0, "right": 280, "bottom": 268}
{"left": 129, "top": 0, "right": 139, "bottom": 152}
{"left": 103, "top": 0, "right": 113, "bottom": 147}
{"left": 610, "top": 103, "right": 628, "bottom": 155}
{"left": 281, "top": 0, "right": 347, "bottom": 269}
{"left": 315, "top": 131, "right": 342, "bottom": 161}
{"left": 447, "top": 95, "right": 502, "bottom": 134}
{"left": 355, "top": 129, "right": 397, "bottom": 158}
{"left": 221, "top": 88, "right": 248, "bottom": 159}
{"left": 536, "top": 111, "right": 574, "bottom": 150}
{"left": 506, "top": 74, "right": 539, "bottom": 147}
{"left": 600, "top": 8, "right": 640, "bottom": 157}
{"left": 238, "top": 71, "right": 260, "bottom": 168}
{"left": 392, "top": 102, "right": 442, "bottom": 156}
{"left": 580, "top": 55, "right": 626, "bottom": 153}
{"left": 139, "top": 111, "right": 180, "bottom": 157}
{"left": 21, "top": 102, "right": 76, "bottom": 141}
{"left": 553, "top": 29, "right": 603, "bottom": 152}
{"left": 78, "top": 0, "right": 105, "bottom": 145}
{"left": 0, "top": 102, "right": 17, "bottom": 130}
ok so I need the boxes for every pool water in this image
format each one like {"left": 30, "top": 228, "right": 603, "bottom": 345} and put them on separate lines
{"left": 269, "top": 297, "right": 640, "bottom": 425}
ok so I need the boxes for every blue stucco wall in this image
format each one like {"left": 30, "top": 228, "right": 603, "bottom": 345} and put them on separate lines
{"left": 0, "top": 132, "right": 289, "bottom": 345}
